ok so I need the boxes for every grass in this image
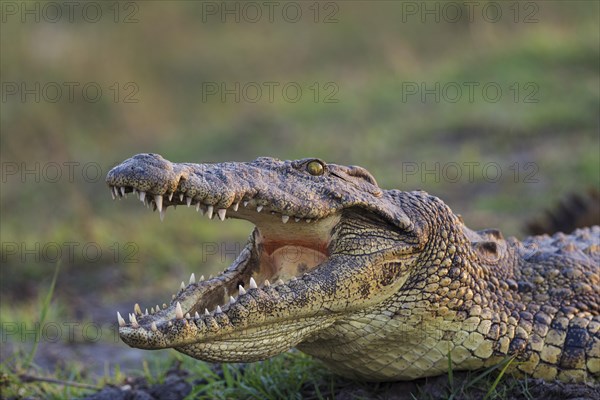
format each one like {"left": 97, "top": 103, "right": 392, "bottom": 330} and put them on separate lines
{"left": 0, "top": 263, "right": 103, "bottom": 398}
{"left": 22, "top": 263, "right": 60, "bottom": 371}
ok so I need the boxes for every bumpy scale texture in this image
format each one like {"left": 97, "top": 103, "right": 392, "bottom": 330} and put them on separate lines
{"left": 106, "top": 153, "right": 600, "bottom": 383}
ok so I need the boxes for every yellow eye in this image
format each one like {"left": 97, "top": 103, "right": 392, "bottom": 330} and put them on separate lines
{"left": 306, "top": 160, "right": 324, "bottom": 176}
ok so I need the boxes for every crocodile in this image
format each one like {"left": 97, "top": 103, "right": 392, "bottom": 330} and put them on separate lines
{"left": 106, "top": 153, "right": 600, "bottom": 383}
{"left": 526, "top": 188, "right": 600, "bottom": 236}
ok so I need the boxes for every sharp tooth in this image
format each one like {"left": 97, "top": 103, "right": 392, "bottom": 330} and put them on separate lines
{"left": 229, "top": 296, "right": 236, "bottom": 303}
{"left": 175, "top": 302, "right": 184, "bottom": 319}
{"left": 264, "top": 279, "right": 271, "bottom": 287}
{"left": 194, "top": 311, "right": 200, "bottom": 319}
{"left": 295, "top": 218, "right": 300, "bottom": 222}
{"left": 200, "top": 275, "right": 205, "bottom": 281}
{"left": 204, "top": 308, "right": 210, "bottom": 316}
{"left": 180, "top": 281, "right": 185, "bottom": 290}
{"left": 162, "top": 303, "right": 167, "bottom": 309}
{"left": 282, "top": 215, "right": 289, "bottom": 223}
{"left": 151, "top": 307, "right": 155, "bottom": 314}
{"left": 185, "top": 312, "right": 191, "bottom": 319}
{"left": 120, "top": 187, "right": 126, "bottom": 197}
{"left": 186, "top": 197, "right": 193, "bottom": 207}
{"left": 216, "top": 306, "right": 223, "bottom": 313}
{"left": 218, "top": 209, "right": 227, "bottom": 221}
{"left": 256, "top": 205, "right": 263, "bottom": 212}
{"left": 113, "top": 186, "right": 119, "bottom": 198}
{"left": 134, "top": 303, "right": 142, "bottom": 315}
{"left": 139, "top": 191, "right": 146, "bottom": 203}
{"left": 249, "top": 277, "right": 257, "bottom": 289}
{"left": 130, "top": 314, "right": 139, "bottom": 328}
{"left": 276, "top": 279, "right": 284, "bottom": 285}
{"left": 179, "top": 193, "right": 184, "bottom": 201}
{"left": 155, "top": 195, "right": 163, "bottom": 212}
{"left": 233, "top": 202, "right": 239, "bottom": 211}
{"left": 172, "top": 294, "right": 175, "bottom": 300}
{"left": 159, "top": 208, "right": 166, "bottom": 221}
{"left": 306, "top": 219, "right": 312, "bottom": 223}
{"left": 145, "top": 309, "right": 149, "bottom": 316}
{"left": 151, "top": 322, "right": 157, "bottom": 332}
{"left": 168, "top": 321, "right": 173, "bottom": 327}
{"left": 189, "top": 273, "right": 196, "bottom": 284}
{"left": 117, "top": 311, "right": 125, "bottom": 327}
{"left": 243, "top": 201, "right": 249, "bottom": 207}
{"left": 238, "top": 285, "right": 246, "bottom": 295}
{"left": 207, "top": 205, "right": 214, "bottom": 219}
{"left": 111, "top": 189, "right": 116, "bottom": 200}
{"left": 168, "top": 192, "right": 174, "bottom": 201}
{"left": 133, "top": 188, "right": 138, "bottom": 195}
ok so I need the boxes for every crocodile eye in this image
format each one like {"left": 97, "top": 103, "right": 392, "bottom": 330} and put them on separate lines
{"left": 306, "top": 160, "right": 324, "bottom": 176}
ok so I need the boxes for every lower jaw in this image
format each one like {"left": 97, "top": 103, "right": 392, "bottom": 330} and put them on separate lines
{"left": 123, "top": 230, "right": 332, "bottom": 334}
{"left": 174, "top": 314, "right": 337, "bottom": 362}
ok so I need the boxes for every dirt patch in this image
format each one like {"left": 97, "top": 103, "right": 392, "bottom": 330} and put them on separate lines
{"left": 84, "top": 365, "right": 192, "bottom": 400}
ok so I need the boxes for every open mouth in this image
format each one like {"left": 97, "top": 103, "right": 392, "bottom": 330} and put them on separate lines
{"left": 109, "top": 183, "right": 341, "bottom": 348}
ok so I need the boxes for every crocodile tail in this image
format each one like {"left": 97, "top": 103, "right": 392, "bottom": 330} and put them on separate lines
{"left": 525, "top": 188, "right": 600, "bottom": 235}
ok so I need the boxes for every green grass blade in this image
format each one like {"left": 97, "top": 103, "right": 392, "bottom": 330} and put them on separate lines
{"left": 23, "top": 262, "right": 60, "bottom": 370}
{"left": 447, "top": 351, "right": 455, "bottom": 399}
{"left": 483, "top": 356, "right": 516, "bottom": 400}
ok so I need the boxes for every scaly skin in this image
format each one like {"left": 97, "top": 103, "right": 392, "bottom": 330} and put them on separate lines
{"left": 106, "top": 153, "right": 600, "bottom": 382}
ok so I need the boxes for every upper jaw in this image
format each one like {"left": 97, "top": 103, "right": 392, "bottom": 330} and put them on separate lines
{"left": 106, "top": 153, "right": 340, "bottom": 223}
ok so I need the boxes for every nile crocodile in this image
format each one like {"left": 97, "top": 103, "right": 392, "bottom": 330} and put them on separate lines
{"left": 106, "top": 153, "right": 600, "bottom": 383}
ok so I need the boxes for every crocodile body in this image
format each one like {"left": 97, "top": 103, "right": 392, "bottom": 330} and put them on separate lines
{"left": 106, "top": 154, "right": 600, "bottom": 382}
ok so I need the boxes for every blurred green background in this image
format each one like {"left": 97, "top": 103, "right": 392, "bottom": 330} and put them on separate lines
{"left": 1, "top": 0, "right": 598, "bottom": 381}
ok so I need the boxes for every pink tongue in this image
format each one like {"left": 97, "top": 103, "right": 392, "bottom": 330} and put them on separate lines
{"left": 269, "top": 245, "right": 328, "bottom": 281}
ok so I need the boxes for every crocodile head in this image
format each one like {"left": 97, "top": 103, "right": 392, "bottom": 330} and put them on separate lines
{"left": 106, "top": 153, "right": 432, "bottom": 371}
